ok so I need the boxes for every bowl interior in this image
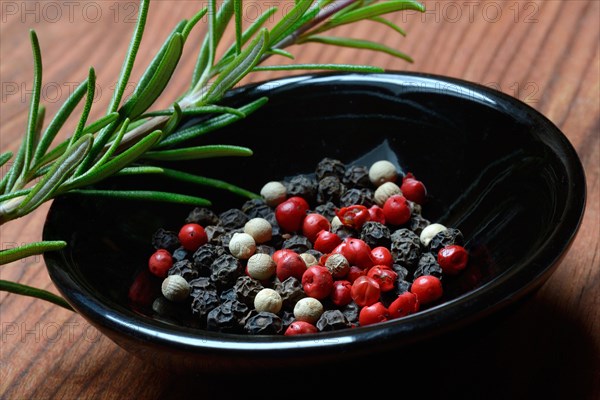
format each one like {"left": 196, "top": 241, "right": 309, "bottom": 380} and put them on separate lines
{"left": 43, "top": 72, "right": 586, "bottom": 366}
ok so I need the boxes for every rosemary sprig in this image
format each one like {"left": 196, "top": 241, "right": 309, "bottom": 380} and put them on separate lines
{"left": 0, "top": 0, "right": 425, "bottom": 309}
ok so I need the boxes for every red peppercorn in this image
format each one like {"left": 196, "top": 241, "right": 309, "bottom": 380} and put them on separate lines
{"left": 367, "top": 205, "right": 386, "bottom": 224}
{"left": 284, "top": 320, "right": 318, "bottom": 336}
{"left": 347, "top": 265, "right": 367, "bottom": 283}
{"left": 371, "top": 246, "right": 393, "bottom": 267}
{"left": 410, "top": 275, "right": 443, "bottom": 305}
{"left": 359, "top": 302, "right": 389, "bottom": 326}
{"left": 388, "top": 292, "right": 420, "bottom": 318}
{"left": 302, "top": 213, "right": 331, "bottom": 243}
{"left": 438, "top": 245, "right": 469, "bottom": 275}
{"left": 336, "top": 205, "right": 370, "bottom": 230}
{"left": 314, "top": 230, "right": 342, "bottom": 254}
{"left": 272, "top": 249, "right": 296, "bottom": 264}
{"left": 367, "top": 265, "right": 398, "bottom": 292}
{"left": 330, "top": 280, "right": 353, "bottom": 306}
{"left": 383, "top": 194, "right": 411, "bottom": 226}
{"left": 302, "top": 265, "right": 334, "bottom": 300}
{"left": 178, "top": 223, "right": 208, "bottom": 251}
{"left": 148, "top": 249, "right": 173, "bottom": 278}
{"left": 351, "top": 275, "right": 381, "bottom": 307}
{"left": 332, "top": 238, "right": 375, "bottom": 269}
{"left": 276, "top": 251, "right": 306, "bottom": 281}
{"left": 275, "top": 196, "right": 309, "bottom": 233}
{"left": 128, "top": 270, "right": 160, "bottom": 306}
{"left": 401, "top": 172, "right": 427, "bottom": 205}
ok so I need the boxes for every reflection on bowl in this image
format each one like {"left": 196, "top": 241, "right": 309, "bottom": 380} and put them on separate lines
{"left": 43, "top": 72, "right": 586, "bottom": 372}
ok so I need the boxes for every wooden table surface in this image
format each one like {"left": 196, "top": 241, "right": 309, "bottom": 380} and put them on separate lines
{"left": 1, "top": 1, "right": 598, "bottom": 398}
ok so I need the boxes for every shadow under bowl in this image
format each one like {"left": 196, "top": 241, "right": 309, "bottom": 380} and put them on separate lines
{"left": 43, "top": 72, "right": 586, "bottom": 372}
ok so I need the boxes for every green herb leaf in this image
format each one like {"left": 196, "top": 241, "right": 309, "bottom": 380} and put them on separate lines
{"left": 160, "top": 167, "right": 260, "bottom": 199}
{"left": 114, "top": 166, "right": 164, "bottom": 176}
{"left": 68, "top": 67, "right": 96, "bottom": 146}
{"left": 203, "top": 29, "right": 269, "bottom": 104}
{"left": 328, "top": 1, "right": 425, "bottom": 27}
{"left": 181, "top": 8, "right": 208, "bottom": 41}
{"left": 16, "top": 134, "right": 92, "bottom": 216}
{"left": 156, "top": 97, "right": 268, "bottom": 148}
{"left": 221, "top": 7, "right": 278, "bottom": 61}
{"left": 269, "top": 1, "right": 314, "bottom": 45}
{"left": 82, "top": 112, "right": 120, "bottom": 135}
{"left": 120, "top": 33, "right": 183, "bottom": 119}
{"left": 32, "top": 79, "right": 88, "bottom": 166}
{"left": 141, "top": 105, "right": 245, "bottom": 118}
{"left": 22, "top": 30, "right": 43, "bottom": 178}
{"left": 108, "top": 0, "right": 150, "bottom": 113}
{"left": 143, "top": 144, "right": 252, "bottom": 161}
{"left": 64, "top": 130, "right": 162, "bottom": 189}
{"left": 0, "top": 152, "right": 13, "bottom": 168}
{"left": 67, "top": 189, "right": 212, "bottom": 206}
{"left": 369, "top": 16, "right": 407, "bottom": 36}
{"left": 0, "top": 240, "right": 66, "bottom": 265}
{"left": 0, "top": 280, "right": 73, "bottom": 311}
{"left": 300, "top": 35, "right": 414, "bottom": 62}
{"left": 253, "top": 63, "right": 384, "bottom": 73}
{"left": 161, "top": 103, "right": 183, "bottom": 137}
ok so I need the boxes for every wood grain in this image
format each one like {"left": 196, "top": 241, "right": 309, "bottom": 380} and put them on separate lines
{"left": 1, "top": 1, "right": 598, "bottom": 398}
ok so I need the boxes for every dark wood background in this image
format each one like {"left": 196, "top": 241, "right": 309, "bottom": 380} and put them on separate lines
{"left": 1, "top": 1, "right": 598, "bottom": 398}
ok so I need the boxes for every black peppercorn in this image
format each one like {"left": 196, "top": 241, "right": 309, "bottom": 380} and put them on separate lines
{"left": 285, "top": 175, "right": 317, "bottom": 204}
{"left": 204, "top": 225, "right": 227, "bottom": 246}
{"left": 428, "top": 228, "right": 464, "bottom": 255}
{"left": 151, "top": 228, "right": 180, "bottom": 252}
{"left": 282, "top": 235, "right": 312, "bottom": 254}
{"left": 317, "top": 176, "right": 346, "bottom": 205}
{"left": 190, "top": 288, "right": 220, "bottom": 320}
{"left": 340, "top": 302, "right": 360, "bottom": 324}
{"left": 315, "top": 157, "right": 346, "bottom": 181}
{"left": 192, "top": 243, "right": 226, "bottom": 275}
{"left": 343, "top": 165, "right": 371, "bottom": 188}
{"left": 206, "top": 299, "right": 249, "bottom": 333}
{"left": 241, "top": 198, "right": 272, "bottom": 219}
{"left": 210, "top": 254, "right": 243, "bottom": 287}
{"left": 360, "top": 221, "right": 391, "bottom": 248}
{"left": 167, "top": 259, "right": 199, "bottom": 281}
{"left": 219, "top": 208, "right": 249, "bottom": 230}
{"left": 390, "top": 228, "right": 422, "bottom": 269}
{"left": 276, "top": 276, "right": 306, "bottom": 310}
{"left": 171, "top": 246, "right": 189, "bottom": 262}
{"left": 185, "top": 207, "right": 220, "bottom": 226}
{"left": 340, "top": 187, "right": 374, "bottom": 208}
{"left": 413, "top": 252, "right": 443, "bottom": 279}
{"left": 314, "top": 202, "right": 338, "bottom": 221}
{"left": 316, "top": 310, "right": 352, "bottom": 331}
{"left": 244, "top": 312, "right": 283, "bottom": 335}
{"left": 233, "top": 275, "right": 264, "bottom": 306}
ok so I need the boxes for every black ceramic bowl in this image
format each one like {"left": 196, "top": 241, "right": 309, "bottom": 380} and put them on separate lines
{"left": 43, "top": 72, "right": 586, "bottom": 372}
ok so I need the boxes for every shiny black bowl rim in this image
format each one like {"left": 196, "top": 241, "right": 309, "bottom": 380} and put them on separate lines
{"left": 43, "top": 71, "right": 586, "bottom": 358}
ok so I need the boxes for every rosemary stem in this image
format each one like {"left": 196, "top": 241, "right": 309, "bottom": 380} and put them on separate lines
{"left": 270, "top": 0, "right": 357, "bottom": 52}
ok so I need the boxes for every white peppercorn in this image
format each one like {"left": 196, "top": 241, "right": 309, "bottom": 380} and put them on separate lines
{"left": 299, "top": 252, "right": 319, "bottom": 268}
{"left": 260, "top": 181, "right": 287, "bottom": 206}
{"left": 420, "top": 223, "right": 447, "bottom": 247}
{"left": 161, "top": 275, "right": 191, "bottom": 302}
{"left": 293, "top": 297, "right": 324, "bottom": 324}
{"left": 244, "top": 217, "right": 273, "bottom": 244}
{"left": 369, "top": 160, "right": 398, "bottom": 186}
{"left": 247, "top": 253, "right": 276, "bottom": 280}
{"left": 324, "top": 253, "right": 350, "bottom": 277}
{"left": 374, "top": 181, "right": 402, "bottom": 206}
{"left": 331, "top": 216, "right": 343, "bottom": 230}
{"left": 228, "top": 232, "right": 256, "bottom": 259}
{"left": 254, "top": 288, "right": 283, "bottom": 313}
